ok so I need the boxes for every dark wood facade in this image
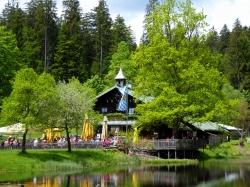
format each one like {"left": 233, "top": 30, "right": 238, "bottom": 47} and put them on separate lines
{"left": 94, "top": 86, "right": 137, "bottom": 115}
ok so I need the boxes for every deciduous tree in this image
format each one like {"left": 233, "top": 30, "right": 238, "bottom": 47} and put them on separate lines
{"left": 0, "top": 26, "right": 22, "bottom": 106}
{"left": 0, "top": 69, "right": 57, "bottom": 153}
{"left": 133, "top": 0, "right": 239, "bottom": 131}
{"left": 56, "top": 78, "right": 96, "bottom": 152}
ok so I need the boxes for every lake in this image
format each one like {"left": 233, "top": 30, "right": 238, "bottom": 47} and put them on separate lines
{"left": 1, "top": 160, "right": 250, "bottom": 187}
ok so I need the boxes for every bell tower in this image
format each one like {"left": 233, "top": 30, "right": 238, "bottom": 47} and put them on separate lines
{"left": 115, "top": 68, "right": 126, "bottom": 88}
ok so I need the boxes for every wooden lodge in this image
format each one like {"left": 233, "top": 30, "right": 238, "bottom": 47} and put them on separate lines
{"left": 94, "top": 68, "right": 138, "bottom": 134}
{"left": 94, "top": 69, "right": 238, "bottom": 158}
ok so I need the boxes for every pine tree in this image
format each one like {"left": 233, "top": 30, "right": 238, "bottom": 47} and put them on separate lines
{"left": 218, "top": 24, "right": 230, "bottom": 54}
{"left": 23, "top": 0, "right": 58, "bottom": 72}
{"left": 141, "top": 0, "right": 159, "bottom": 44}
{"left": 92, "top": 0, "right": 112, "bottom": 76}
{"left": 224, "top": 19, "right": 250, "bottom": 90}
{"left": 206, "top": 27, "right": 219, "bottom": 52}
{"left": 1, "top": 0, "right": 25, "bottom": 49}
{"left": 51, "top": 0, "right": 83, "bottom": 81}
{"left": 80, "top": 13, "right": 96, "bottom": 80}
{"left": 111, "top": 15, "right": 136, "bottom": 52}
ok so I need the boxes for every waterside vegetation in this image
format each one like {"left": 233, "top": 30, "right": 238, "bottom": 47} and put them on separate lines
{"left": 0, "top": 149, "right": 139, "bottom": 182}
{"left": 199, "top": 139, "right": 250, "bottom": 160}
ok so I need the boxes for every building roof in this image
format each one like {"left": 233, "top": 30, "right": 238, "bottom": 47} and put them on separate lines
{"left": 115, "top": 68, "right": 126, "bottom": 80}
{"left": 217, "top": 123, "right": 242, "bottom": 131}
{"left": 96, "top": 85, "right": 134, "bottom": 99}
{"left": 192, "top": 122, "right": 228, "bottom": 132}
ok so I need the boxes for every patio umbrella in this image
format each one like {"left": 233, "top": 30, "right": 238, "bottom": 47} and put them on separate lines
{"left": 133, "top": 127, "right": 139, "bottom": 144}
{"left": 81, "top": 113, "right": 94, "bottom": 140}
{"left": 0, "top": 123, "right": 25, "bottom": 135}
{"left": 46, "top": 129, "right": 52, "bottom": 142}
{"left": 53, "top": 128, "right": 62, "bottom": 138}
{"left": 101, "top": 116, "right": 108, "bottom": 140}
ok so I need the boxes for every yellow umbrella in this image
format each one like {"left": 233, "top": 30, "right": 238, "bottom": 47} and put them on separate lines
{"left": 101, "top": 116, "right": 108, "bottom": 140}
{"left": 53, "top": 128, "right": 61, "bottom": 139}
{"left": 81, "top": 113, "right": 94, "bottom": 140}
{"left": 46, "top": 129, "right": 52, "bottom": 142}
{"left": 132, "top": 173, "right": 139, "bottom": 187}
{"left": 133, "top": 127, "right": 139, "bottom": 144}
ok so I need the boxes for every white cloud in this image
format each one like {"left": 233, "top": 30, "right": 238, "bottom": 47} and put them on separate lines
{"left": 126, "top": 12, "right": 145, "bottom": 44}
{"left": 78, "top": 0, "right": 99, "bottom": 12}
{"left": 195, "top": 0, "right": 250, "bottom": 32}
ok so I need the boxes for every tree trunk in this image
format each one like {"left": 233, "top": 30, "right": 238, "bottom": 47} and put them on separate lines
{"left": 66, "top": 175, "right": 70, "bottom": 187}
{"left": 21, "top": 128, "right": 28, "bottom": 153}
{"left": 65, "top": 123, "right": 71, "bottom": 152}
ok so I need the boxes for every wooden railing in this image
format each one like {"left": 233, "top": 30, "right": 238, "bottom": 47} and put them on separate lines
{"left": 153, "top": 139, "right": 207, "bottom": 150}
{"left": 0, "top": 142, "right": 103, "bottom": 150}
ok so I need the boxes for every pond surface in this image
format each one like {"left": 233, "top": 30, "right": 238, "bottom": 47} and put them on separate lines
{"left": 1, "top": 160, "right": 250, "bottom": 187}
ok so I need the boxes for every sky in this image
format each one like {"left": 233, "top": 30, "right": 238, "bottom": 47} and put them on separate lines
{"left": 0, "top": 0, "right": 250, "bottom": 44}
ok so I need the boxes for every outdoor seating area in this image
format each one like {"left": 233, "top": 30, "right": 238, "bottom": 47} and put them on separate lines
{"left": 0, "top": 135, "right": 123, "bottom": 150}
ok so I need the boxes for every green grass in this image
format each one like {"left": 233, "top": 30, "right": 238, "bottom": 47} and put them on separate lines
{"left": 0, "top": 148, "right": 199, "bottom": 182}
{"left": 142, "top": 158, "right": 198, "bottom": 166}
{"left": 198, "top": 139, "right": 250, "bottom": 160}
{"left": 0, "top": 149, "right": 139, "bottom": 182}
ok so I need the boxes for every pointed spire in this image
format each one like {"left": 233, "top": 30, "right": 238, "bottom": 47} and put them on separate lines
{"left": 115, "top": 68, "right": 127, "bottom": 87}
{"left": 115, "top": 68, "right": 126, "bottom": 80}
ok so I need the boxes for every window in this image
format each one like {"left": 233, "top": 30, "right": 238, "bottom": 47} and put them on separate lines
{"left": 129, "top": 108, "right": 135, "bottom": 115}
{"left": 101, "top": 107, "right": 108, "bottom": 113}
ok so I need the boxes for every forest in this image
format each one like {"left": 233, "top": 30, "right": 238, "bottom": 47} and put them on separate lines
{"left": 1, "top": 0, "right": 250, "bottom": 144}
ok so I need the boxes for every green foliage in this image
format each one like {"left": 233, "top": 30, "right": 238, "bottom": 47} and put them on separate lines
{"left": 0, "top": 26, "right": 22, "bottom": 105}
{"left": 50, "top": 0, "right": 83, "bottom": 81}
{"left": 1, "top": 68, "right": 38, "bottom": 126}
{"left": 0, "top": 68, "right": 58, "bottom": 152}
{"left": 111, "top": 15, "right": 136, "bottom": 52}
{"left": 133, "top": 0, "right": 239, "bottom": 130}
{"left": 105, "top": 41, "right": 136, "bottom": 86}
{"left": 141, "top": 0, "right": 159, "bottom": 44}
{"left": 0, "top": 150, "right": 140, "bottom": 181}
{"left": 22, "top": 0, "right": 58, "bottom": 72}
{"left": 198, "top": 140, "right": 247, "bottom": 160}
{"left": 0, "top": 0, "right": 24, "bottom": 49}
{"left": 218, "top": 24, "right": 230, "bottom": 54}
{"left": 55, "top": 78, "right": 96, "bottom": 151}
{"left": 56, "top": 78, "right": 96, "bottom": 129}
{"left": 84, "top": 75, "right": 106, "bottom": 94}
{"left": 223, "top": 19, "right": 250, "bottom": 91}
{"left": 91, "top": 0, "right": 112, "bottom": 75}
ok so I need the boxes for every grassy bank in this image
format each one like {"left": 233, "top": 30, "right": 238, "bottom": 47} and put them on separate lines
{"left": 142, "top": 158, "right": 198, "bottom": 166}
{"left": 0, "top": 149, "right": 139, "bottom": 182}
{"left": 198, "top": 139, "right": 250, "bottom": 160}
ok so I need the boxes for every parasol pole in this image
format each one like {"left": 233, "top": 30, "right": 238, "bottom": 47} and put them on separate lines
{"left": 126, "top": 86, "right": 129, "bottom": 134}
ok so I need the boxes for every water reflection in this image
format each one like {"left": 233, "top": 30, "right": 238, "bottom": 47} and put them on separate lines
{"left": 1, "top": 162, "right": 250, "bottom": 187}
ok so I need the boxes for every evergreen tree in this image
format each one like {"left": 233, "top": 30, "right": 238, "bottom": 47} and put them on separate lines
{"left": 51, "top": 0, "right": 83, "bottom": 81}
{"left": 111, "top": 15, "right": 136, "bottom": 52}
{"left": 206, "top": 27, "right": 219, "bottom": 52}
{"left": 141, "top": 0, "right": 159, "bottom": 44}
{"left": 1, "top": 0, "right": 25, "bottom": 49}
{"left": 218, "top": 24, "right": 230, "bottom": 54}
{"left": 224, "top": 19, "right": 250, "bottom": 90}
{"left": 0, "top": 26, "right": 22, "bottom": 106}
{"left": 23, "top": 0, "right": 58, "bottom": 72}
{"left": 92, "top": 0, "right": 112, "bottom": 76}
{"left": 80, "top": 13, "right": 96, "bottom": 80}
